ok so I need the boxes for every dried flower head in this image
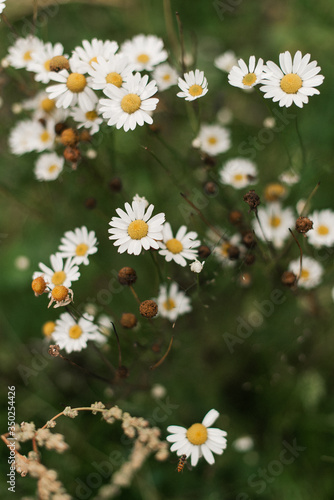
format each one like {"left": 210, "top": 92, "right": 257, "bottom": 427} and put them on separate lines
{"left": 229, "top": 210, "right": 243, "bottom": 225}
{"left": 120, "top": 313, "right": 137, "bottom": 329}
{"left": 118, "top": 267, "right": 137, "bottom": 286}
{"left": 60, "top": 128, "right": 78, "bottom": 147}
{"left": 243, "top": 190, "right": 261, "bottom": 211}
{"left": 63, "top": 145, "right": 81, "bottom": 164}
{"left": 32, "top": 276, "right": 48, "bottom": 296}
{"left": 295, "top": 216, "right": 313, "bottom": 234}
{"left": 281, "top": 270, "right": 297, "bottom": 287}
{"left": 48, "top": 285, "right": 73, "bottom": 308}
{"left": 48, "top": 344, "right": 60, "bottom": 357}
{"left": 49, "top": 55, "right": 70, "bottom": 72}
{"left": 139, "top": 300, "right": 158, "bottom": 318}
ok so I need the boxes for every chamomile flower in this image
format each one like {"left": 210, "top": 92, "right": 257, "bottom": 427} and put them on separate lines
{"left": 70, "top": 106, "right": 103, "bottom": 135}
{"left": 279, "top": 170, "right": 300, "bottom": 186}
{"left": 152, "top": 63, "right": 178, "bottom": 91}
{"left": 252, "top": 202, "right": 295, "bottom": 248}
{"left": 210, "top": 232, "right": 243, "bottom": 267}
{"left": 58, "top": 226, "right": 98, "bottom": 266}
{"left": 228, "top": 56, "right": 265, "bottom": 89}
{"left": 52, "top": 312, "right": 102, "bottom": 353}
{"left": 99, "top": 72, "right": 158, "bottom": 131}
{"left": 34, "top": 153, "right": 64, "bottom": 181}
{"left": 307, "top": 210, "right": 334, "bottom": 247}
{"left": 155, "top": 282, "right": 191, "bottom": 322}
{"left": 289, "top": 256, "right": 324, "bottom": 289}
{"left": 22, "top": 91, "right": 68, "bottom": 122}
{"left": 177, "top": 69, "right": 208, "bottom": 101}
{"left": 193, "top": 124, "right": 231, "bottom": 156}
{"left": 32, "top": 118, "right": 56, "bottom": 152}
{"left": 120, "top": 34, "right": 167, "bottom": 71}
{"left": 260, "top": 51, "right": 324, "bottom": 108}
{"left": 108, "top": 199, "right": 165, "bottom": 255}
{"left": 158, "top": 223, "right": 200, "bottom": 267}
{"left": 9, "top": 118, "right": 55, "bottom": 154}
{"left": 70, "top": 38, "right": 119, "bottom": 74}
{"left": 214, "top": 51, "right": 238, "bottom": 72}
{"left": 7, "top": 35, "right": 43, "bottom": 69}
{"left": 88, "top": 54, "right": 134, "bottom": 90}
{"left": 167, "top": 409, "right": 227, "bottom": 467}
{"left": 219, "top": 158, "right": 257, "bottom": 189}
{"left": 33, "top": 253, "right": 80, "bottom": 290}
{"left": 0, "top": 0, "right": 6, "bottom": 14}
{"left": 27, "top": 42, "right": 66, "bottom": 83}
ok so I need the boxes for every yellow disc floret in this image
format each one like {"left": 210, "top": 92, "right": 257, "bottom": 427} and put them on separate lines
{"left": 52, "top": 271, "right": 66, "bottom": 286}
{"left": 85, "top": 111, "right": 98, "bottom": 121}
{"left": 163, "top": 298, "right": 176, "bottom": 311}
{"left": 280, "top": 73, "right": 303, "bottom": 94}
{"left": 23, "top": 51, "right": 32, "bottom": 61}
{"left": 242, "top": 72, "right": 257, "bottom": 86}
{"left": 42, "top": 321, "right": 56, "bottom": 337}
{"left": 121, "top": 94, "right": 141, "bottom": 114}
{"left": 137, "top": 53, "right": 150, "bottom": 64}
{"left": 48, "top": 164, "right": 58, "bottom": 174}
{"left": 317, "top": 225, "right": 329, "bottom": 236}
{"left": 233, "top": 174, "right": 244, "bottom": 183}
{"left": 186, "top": 423, "right": 208, "bottom": 445}
{"left": 128, "top": 220, "right": 148, "bottom": 239}
{"left": 51, "top": 285, "right": 68, "bottom": 302}
{"left": 207, "top": 136, "right": 217, "bottom": 145}
{"left": 300, "top": 269, "right": 310, "bottom": 280}
{"left": 44, "top": 59, "right": 51, "bottom": 71}
{"left": 106, "top": 72, "right": 123, "bottom": 87}
{"left": 188, "top": 84, "right": 203, "bottom": 97}
{"left": 269, "top": 216, "right": 281, "bottom": 228}
{"left": 69, "top": 325, "right": 82, "bottom": 339}
{"left": 66, "top": 73, "right": 87, "bottom": 93}
{"left": 40, "top": 130, "right": 51, "bottom": 143}
{"left": 41, "top": 98, "right": 55, "bottom": 113}
{"left": 76, "top": 243, "right": 89, "bottom": 256}
{"left": 166, "top": 238, "right": 183, "bottom": 254}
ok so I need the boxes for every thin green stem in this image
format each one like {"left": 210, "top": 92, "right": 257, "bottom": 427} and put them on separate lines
{"left": 295, "top": 115, "right": 307, "bottom": 170}
{"left": 149, "top": 251, "right": 164, "bottom": 284}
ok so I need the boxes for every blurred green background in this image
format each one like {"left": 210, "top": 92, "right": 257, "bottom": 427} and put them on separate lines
{"left": 1, "top": 0, "right": 334, "bottom": 498}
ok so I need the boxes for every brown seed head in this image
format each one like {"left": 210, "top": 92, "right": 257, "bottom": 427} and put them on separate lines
{"left": 116, "top": 365, "right": 129, "bottom": 379}
{"left": 84, "top": 197, "right": 97, "bottom": 209}
{"left": 55, "top": 122, "right": 68, "bottom": 136}
{"left": 264, "top": 183, "right": 286, "bottom": 202}
{"left": 109, "top": 177, "right": 123, "bottom": 192}
{"left": 295, "top": 216, "right": 313, "bottom": 234}
{"left": 60, "top": 128, "right": 78, "bottom": 147}
{"left": 227, "top": 245, "right": 240, "bottom": 260}
{"left": 120, "top": 313, "right": 137, "bottom": 329}
{"left": 139, "top": 300, "right": 158, "bottom": 318}
{"left": 64, "top": 146, "right": 81, "bottom": 164}
{"left": 32, "top": 276, "right": 47, "bottom": 296}
{"left": 198, "top": 245, "right": 211, "bottom": 259}
{"left": 243, "top": 190, "right": 261, "bottom": 211}
{"left": 48, "top": 344, "right": 60, "bottom": 357}
{"left": 80, "top": 130, "right": 91, "bottom": 142}
{"left": 229, "top": 210, "right": 243, "bottom": 225}
{"left": 118, "top": 267, "right": 137, "bottom": 286}
{"left": 204, "top": 181, "right": 218, "bottom": 196}
{"left": 201, "top": 153, "right": 216, "bottom": 167}
{"left": 242, "top": 231, "right": 257, "bottom": 249}
{"left": 244, "top": 254, "right": 256, "bottom": 266}
{"left": 239, "top": 272, "right": 252, "bottom": 287}
{"left": 51, "top": 285, "right": 69, "bottom": 302}
{"left": 49, "top": 55, "right": 70, "bottom": 72}
{"left": 281, "top": 271, "right": 297, "bottom": 287}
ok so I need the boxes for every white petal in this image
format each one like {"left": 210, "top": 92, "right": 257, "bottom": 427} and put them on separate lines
{"left": 202, "top": 409, "right": 219, "bottom": 427}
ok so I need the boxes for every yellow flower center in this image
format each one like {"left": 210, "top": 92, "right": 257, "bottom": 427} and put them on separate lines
{"left": 233, "top": 174, "right": 244, "bottom": 183}
{"left": 41, "top": 98, "right": 55, "bottom": 113}
{"left": 300, "top": 269, "right": 310, "bottom": 280}
{"left": 42, "top": 321, "right": 56, "bottom": 337}
{"left": 188, "top": 84, "right": 203, "bottom": 97}
{"left": 51, "top": 270, "right": 66, "bottom": 286}
{"left": 186, "top": 423, "right": 208, "bottom": 445}
{"left": 221, "top": 242, "right": 231, "bottom": 257}
{"left": 85, "top": 110, "right": 98, "bottom": 121}
{"left": 163, "top": 298, "right": 176, "bottom": 311}
{"left": 269, "top": 216, "right": 281, "bottom": 228}
{"left": 69, "top": 325, "right": 83, "bottom": 339}
{"left": 76, "top": 243, "right": 89, "bottom": 256}
{"left": 137, "top": 53, "right": 150, "bottom": 64}
{"left": 166, "top": 238, "right": 183, "bottom": 254}
{"left": 128, "top": 219, "right": 148, "bottom": 239}
{"left": 23, "top": 51, "right": 32, "bottom": 61}
{"left": 162, "top": 73, "right": 171, "bottom": 81}
{"left": 40, "top": 130, "right": 51, "bottom": 143}
{"left": 317, "top": 225, "right": 329, "bottom": 236}
{"left": 66, "top": 73, "right": 87, "bottom": 93}
{"left": 242, "top": 72, "right": 257, "bottom": 86}
{"left": 121, "top": 93, "right": 141, "bottom": 114}
{"left": 89, "top": 56, "right": 98, "bottom": 66}
{"left": 264, "top": 183, "right": 286, "bottom": 202}
{"left": 280, "top": 73, "right": 303, "bottom": 94}
{"left": 44, "top": 59, "right": 51, "bottom": 71}
{"left": 207, "top": 136, "right": 217, "bottom": 145}
{"left": 106, "top": 72, "right": 123, "bottom": 87}
{"left": 48, "top": 164, "right": 58, "bottom": 174}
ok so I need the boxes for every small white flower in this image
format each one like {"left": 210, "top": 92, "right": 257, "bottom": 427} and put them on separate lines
{"left": 193, "top": 124, "right": 231, "bottom": 156}
{"left": 214, "top": 51, "right": 238, "bottom": 72}
{"left": 133, "top": 194, "right": 149, "bottom": 208}
{"left": 22, "top": 91, "right": 68, "bottom": 122}
{"left": 210, "top": 232, "right": 243, "bottom": 267}
{"left": 307, "top": 209, "right": 334, "bottom": 247}
{"left": 279, "top": 170, "right": 300, "bottom": 186}
{"left": 219, "top": 158, "right": 257, "bottom": 189}
{"left": 155, "top": 282, "right": 191, "bottom": 322}
{"left": 260, "top": 50, "right": 324, "bottom": 108}
{"left": 151, "top": 383, "right": 167, "bottom": 399}
{"left": 34, "top": 153, "right": 64, "bottom": 181}
{"left": 228, "top": 56, "right": 265, "bottom": 89}
{"left": 9, "top": 119, "right": 56, "bottom": 155}
{"left": 158, "top": 222, "right": 200, "bottom": 267}
{"left": 120, "top": 34, "right": 168, "bottom": 71}
{"left": 252, "top": 203, "right": 295, "bottom": 248}
{"left": 177, "top": 69, "right": 208, "bottom": 101}
{"left": 152, "top": 63, "right": 178, "bottom": 91}
{"left": 70, "top": 38, "right": 119, "bottom": 74}
{"left": 108, "top": 200, "right": 165, "bottom": 255}
{"left": 52, "top": 312, "right": 102, "bottom": 353}
{"left": 289, "top": 256, "right": 324, "bottom": 289}
{"left": 14, "top": 255, "right": 30, "bottom": 271}
{"left": 190, "top": 260, "right": 204, "bottom": 273}
{"left": 27, "top": 42, "right": 66, "bottom": 83}
{"left": 88, "top": 54, "right": 134, "bottom": 90}
{"left": 167, "top": 409, "right": 227, "bottom": 467}
{"left": 33, "top": 253, "right": 80, "bottom": 290}
{"left": 263, "top": 116, "right": 276, "bottom": 129}
{"left": 216, "top": 107, "right": 233, "bottom": 125}
{"left": 0, "top": 0, "right": 7, "bottom": 15}
{"left": 232, "top": 436, "right": 254, "bottom": 453}
{"left": 58, "top": 226, "right": 98, "bottom": 266}
{"left": 99, "top": 72, "right": 158, "bottom": 131}
{"left": 7, "top": 35, "right": 44, "bottom": 69}
{"left": 70, "top": 106, "right": 103, "bottom": 135}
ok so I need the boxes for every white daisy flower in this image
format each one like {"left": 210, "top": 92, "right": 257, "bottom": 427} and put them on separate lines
{"left": 22, "top": 91, "right": 68, "bottom": 122}
{"left": 99, "top": 72, "right": 159, "bottom": 132}
{"left": 33, "top": 253, "right": 80, "bottom": 290}
{"left": 193, "top": 124, "right": 231, "bottom": 156}
{"left": 219, "top": 158, "right": 257, "bottom": 189}
{"left": 228, "top": 56, "right": 265, "bottom": 89}
{"left": 34, "top": 153, "right": 64, "bottom": 181}
{"left": 120, "top": 34, "right": 167, "bottom": 72}
{"left": 152, "top": 63, "right": 178, "bottom": 91}
{"left": 167, "top": 409, "right": 227, "bottom": 467}
{"left": 307, "top": 209, "right": 334, "bottom": 247}
{"left": 52, "top": 312, "right": 102, "bottom": 353}
{"left": 214, "top": 51, "right": 238, "bottom": 72}
{"left": 58, "top": 226, "right": 98, "bottom": 266}
{"left": 252, "top": 202, "right": 295, "bottom": 249}
{"left": 32, "top": 118, "right": 56, "bottom": 152}
{"left": 289, "top": 256, "right": 324, "bottom": 289}
{"left": 177, "top": 69, "right": 208, "bottom": 101}
{"left": 158, "top": 223, "right": 200, "bottom": 267}
{"left": 260, "top": 50, "right": 324, "bottom": 108}
{"left": 70, "top": 38, "right": 119, "bottom": 74}
{"left": 70, "top": 106, "right": 103, "bottom": 135}
{"left": 210, "top": 232, "right": 243, "bottom": 267}
{"left": 8, "top": 118, "right": 55, "bottom": 155}
{"left": 0, "top": 0, "right": 7, "bottom": 15}
{"left": 279, "top": 170, "right": 300, "bottom": 186}
{"left": 88, "top": 54, "right": 134, "bottom": 90}
{"left": 27, "top": 42, "right": 66, "bottom": 83}
{"left": 46, "top": 66, "right": 98, "bottom": 112}
{"left": 7, "top": 35, "right": 43, "bottom": 69}
{"left": 108, "top": 199, "right": 165, "bottom": 255}
{"left": 155, "top": 282, "right": 192, "bottom": 322}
